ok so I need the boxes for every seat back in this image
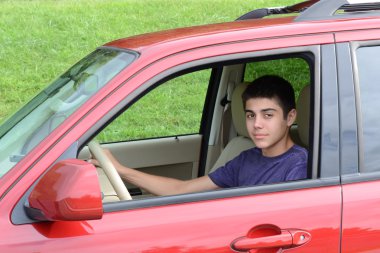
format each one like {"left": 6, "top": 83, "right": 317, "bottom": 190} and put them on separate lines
{"left": 210, "top": 82, "right": 254, "bottom": 173}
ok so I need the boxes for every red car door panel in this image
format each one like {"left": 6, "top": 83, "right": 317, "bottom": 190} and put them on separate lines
{"left": 3, "top": 185, "right": 341, "bottom": 252}
{"left": 341, "top": 181, "right": 380, "bottom": 252}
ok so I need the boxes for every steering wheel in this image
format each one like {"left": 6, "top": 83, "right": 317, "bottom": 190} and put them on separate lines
{"left": 88, "top": 141, "right": 132, "bottom": 200}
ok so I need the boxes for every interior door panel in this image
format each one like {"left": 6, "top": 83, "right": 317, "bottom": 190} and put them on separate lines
{"left": 103, "top": 135, "right": 202, "bottom": 185}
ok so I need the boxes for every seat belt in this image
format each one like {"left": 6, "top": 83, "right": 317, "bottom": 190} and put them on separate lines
{"left": 219, "top": 81, "right": 234, "bottom": 151}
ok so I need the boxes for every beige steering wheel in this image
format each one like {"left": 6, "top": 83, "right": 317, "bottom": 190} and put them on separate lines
{"left": 88, "top": 141, "right": 132, "bottom": 200}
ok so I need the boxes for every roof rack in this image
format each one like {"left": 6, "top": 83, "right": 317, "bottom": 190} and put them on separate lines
{"left": 341, "top": 3, "right": 380, "bottom": 12}
{"left": 295, "top": 0, "right": 380, "bottom": 22}
{"left": 237, "top": 0, "right": 380, "bottom": 22}
{"left": 236, "top": 0, "right": 317, "bottom": 20}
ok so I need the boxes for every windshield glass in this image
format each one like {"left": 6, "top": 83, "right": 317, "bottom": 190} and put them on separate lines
{"left": 0, "top": 48, "right": 137, "bottom": 178}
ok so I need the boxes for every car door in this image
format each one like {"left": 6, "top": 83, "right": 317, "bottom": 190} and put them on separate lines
{"left": 336, "top": 29, "right": 380, "bottom": 252}
{"left": 4, "top": 34, "right": 342, "bottom": 252}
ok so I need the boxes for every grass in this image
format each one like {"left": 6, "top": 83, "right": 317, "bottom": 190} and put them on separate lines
{"left": 0, "top": 0, "right": 302, "bottom": 141}
{"left": 98, "top": 69, "right": 211, "bottom": 142}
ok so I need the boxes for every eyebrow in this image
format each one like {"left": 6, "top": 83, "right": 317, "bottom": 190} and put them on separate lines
{"left": 245, "top": 108, "right": 277, "bottom": 113}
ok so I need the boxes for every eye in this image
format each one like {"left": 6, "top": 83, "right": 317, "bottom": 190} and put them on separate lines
{"left": 246, "top": 113, "right": 255, "bottom": 119}
{"left": 264, "top": 113, "right": 273, "bottom": 119}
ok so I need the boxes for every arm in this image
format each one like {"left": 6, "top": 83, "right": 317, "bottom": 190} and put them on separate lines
{"left": 97, "top": 149, "right": 219, "bottom": 196}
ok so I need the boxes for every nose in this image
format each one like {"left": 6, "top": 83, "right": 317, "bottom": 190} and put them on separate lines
{"left": 253, "top": 115, "right": 263, "bottom": 129}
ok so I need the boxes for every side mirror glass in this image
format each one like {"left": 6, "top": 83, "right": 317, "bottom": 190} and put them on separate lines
{"left": 26, "top": 159, "right": 103, "bottom": 221}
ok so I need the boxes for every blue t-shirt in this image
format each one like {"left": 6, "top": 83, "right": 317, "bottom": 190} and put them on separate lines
{"left": 209, "top": 145, "right": 308, "bottom": 188}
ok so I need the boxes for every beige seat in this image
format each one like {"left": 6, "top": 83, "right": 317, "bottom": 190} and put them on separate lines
{"left": 209, "top": 82, "right": 310, "bottom": 173}
{"left": 210, "top": 82, "right": 254, "bottom": 173}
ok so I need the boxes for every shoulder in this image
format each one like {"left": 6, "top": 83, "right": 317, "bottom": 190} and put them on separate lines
{"left": 287, "top": 145, "right": 308, "bottom": 160}
{"left": 273, "top": 145, "right": 308, "bottom": 168}
{"left": 283, "top": 145, "right": 308, "bottom": 180}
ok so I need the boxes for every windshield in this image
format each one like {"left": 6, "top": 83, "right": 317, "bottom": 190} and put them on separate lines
{"left": 0, "top": 47, "right": 137, "bottom": 178}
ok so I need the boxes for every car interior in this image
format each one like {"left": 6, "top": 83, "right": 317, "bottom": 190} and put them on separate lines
{"left": 79, "top": 53, "right": 313, "bottom": 203}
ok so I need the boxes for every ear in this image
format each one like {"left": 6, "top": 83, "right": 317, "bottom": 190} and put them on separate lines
{"left": 286, "top": 109, "right": 297, "bottom": 127}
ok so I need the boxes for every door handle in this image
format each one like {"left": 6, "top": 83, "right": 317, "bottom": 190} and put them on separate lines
{"left": 230, "top": 224, "right": 311, "bottom": 252}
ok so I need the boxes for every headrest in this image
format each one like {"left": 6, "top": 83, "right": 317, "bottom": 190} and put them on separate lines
{"left": 231, "top": 82, "right": 249, "bottom": 138}
{"left": 296, "top": 85, "right": 310, "bottom": 147}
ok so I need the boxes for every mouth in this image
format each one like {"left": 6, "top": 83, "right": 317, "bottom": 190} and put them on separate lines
{"left": 253, "top": 134, "right": 267, "bottom": 140}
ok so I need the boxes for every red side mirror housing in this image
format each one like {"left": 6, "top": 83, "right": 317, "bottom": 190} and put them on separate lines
{"left": 27, "top": 159, "right": 103, "bottom": 221}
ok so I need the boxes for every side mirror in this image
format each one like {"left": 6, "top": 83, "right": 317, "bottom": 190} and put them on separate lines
{"left": 26, "top": 159, "right": 103, "bottom": 221}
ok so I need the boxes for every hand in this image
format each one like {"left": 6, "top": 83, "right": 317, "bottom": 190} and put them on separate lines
{"left": 87, "top": 141, "right": 132, "bottom": 200}
{"left": 87, "top": 157, "right": 100, "bottom": 167}
{"left": 88, "top": 148, "right": 124, "bottom": 174}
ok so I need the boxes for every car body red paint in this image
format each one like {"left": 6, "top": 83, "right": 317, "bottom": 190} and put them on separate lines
{"left": 1, "top": 1, "right": 380, "bottom": 252}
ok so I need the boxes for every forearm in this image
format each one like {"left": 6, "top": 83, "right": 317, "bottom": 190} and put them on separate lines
{"left": 118, "top": 166, "right": 189, "bottom": 196}
{"left": 118, "top": 166, "right": 218, "bottom": 196}
{"left": 99, "top": 148, "right": 218, "bottom": 196}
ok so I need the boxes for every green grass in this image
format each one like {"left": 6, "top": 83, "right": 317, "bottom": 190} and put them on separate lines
{"left": 245, "top": 58, "right": 311, "bottom": 98}
{"left": 98, "top": 69, "right": 211, "bottom": 142}
{"left": 0, "top": 0, "right": 301, "bottom": 141}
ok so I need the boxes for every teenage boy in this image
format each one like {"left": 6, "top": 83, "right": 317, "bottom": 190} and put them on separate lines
{"left": 92, "top": 75, "right": 308, "bottom": 195}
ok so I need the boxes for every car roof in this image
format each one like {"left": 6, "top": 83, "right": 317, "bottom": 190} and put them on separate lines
{"left": 105, "top": 17, "right": 296, "bottom": 51}
{"left": 105, "top": 14, "right": 380, "bottom": 53}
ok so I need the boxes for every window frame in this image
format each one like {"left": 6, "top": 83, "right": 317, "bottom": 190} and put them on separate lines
{"left": 343, "top": 39, "right": 380, "bottom": 183}
{"left": 77, "top": 45, "right": 336, "bottom": 213}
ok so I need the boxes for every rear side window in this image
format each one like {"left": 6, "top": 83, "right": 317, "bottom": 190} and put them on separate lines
{"left": 356, "top": 46, "right": 380, "bottom": 172}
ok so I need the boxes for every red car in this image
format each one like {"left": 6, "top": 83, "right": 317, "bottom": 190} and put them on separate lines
{"left": 2, "top": 0, "right": 380, "bottom": 252}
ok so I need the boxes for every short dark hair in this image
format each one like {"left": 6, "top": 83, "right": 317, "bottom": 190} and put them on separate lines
{"left": 242, "top": 75, "right": 296, "bottom": 118}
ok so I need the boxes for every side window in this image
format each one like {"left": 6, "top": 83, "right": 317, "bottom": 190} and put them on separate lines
{"left": 82, "top": 52, "right": 317, "bottom": 206}
{"left": 356, "top": 45, "right": 380, "bottom": 172}
{"left": 242, "top": 56, "right": 314, "bottom": 175}
{"left": 97, "top": 69, "right": 210, "bottom": 142}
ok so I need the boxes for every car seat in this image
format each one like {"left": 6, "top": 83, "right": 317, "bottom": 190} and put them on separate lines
{"left": 209, "top": 82, "right": 254, "bottom": 173}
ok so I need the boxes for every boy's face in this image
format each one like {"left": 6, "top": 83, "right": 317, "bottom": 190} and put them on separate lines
{"left": 244, "top": 97, "right": 296, "bottom": 157}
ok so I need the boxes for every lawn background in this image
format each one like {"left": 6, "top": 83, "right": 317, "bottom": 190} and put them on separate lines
{"left": 0, "top": 0, "right": 300, "bottom": 124}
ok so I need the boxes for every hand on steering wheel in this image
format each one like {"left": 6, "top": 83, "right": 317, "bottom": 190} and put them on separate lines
{"left": 88, "top": 141, "right": 132, "bottom": 200}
